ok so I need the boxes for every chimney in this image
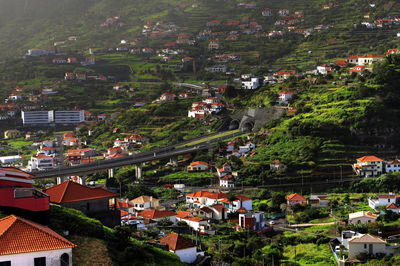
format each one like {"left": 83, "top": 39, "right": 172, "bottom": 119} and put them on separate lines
{"left": 150, "top": 196, "right": 153, "bottom": 207}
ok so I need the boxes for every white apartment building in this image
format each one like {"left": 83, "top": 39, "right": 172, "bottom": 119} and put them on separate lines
{"left": 242, "top": 78, "right": 260, "bottom": 89}
{"left": 27, "top": 155, "right": 55, "bottom": 171}
{"left": 55, "top": 110, "right": 84, "bottom": 125}
{"left": 21, "top": 111, "right": 54, "bottom": 126}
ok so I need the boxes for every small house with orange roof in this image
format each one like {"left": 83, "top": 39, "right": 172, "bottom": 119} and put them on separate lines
{"left": 386, "top": 48, "right": 400, "bottom": 55}
{"left": 186, "top": 191, "right": 228, "bottom": 206}
{"left": 0, "top": 215, "right": 76, "bottom": 265}
{"left": 386, "top": 203, "right": 400, "bottom": 214}
{"left": 286, "top": 193, "right": 306, "bottom": 206}
{"left": 44, "top": 180, "right": 120, "bottom": 226}
{"left": 353, "top": 155, "right": 384, "bottom": 177}
{"left": 159, "top": 232, "right": 198, "bottom": 263}
{"left": 219, "top": 194, "right": 253, "bottom": 212}
{"left": 187, "top": 161, "right": 209, "bottom": 172}
{"left": 137, "top": 209, "right": 177, "bottom": 225}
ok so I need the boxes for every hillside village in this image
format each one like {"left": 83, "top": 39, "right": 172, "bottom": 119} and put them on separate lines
{"left": 3, "top": 0, "right": 400, "bottom": 265}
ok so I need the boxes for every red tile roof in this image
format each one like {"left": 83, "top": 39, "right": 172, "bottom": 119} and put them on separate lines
{"left": 186, "top": 190, "right": 227, "bottom": 199}
{"left": 44, "top": 180, "right": 119, "bottom": 203}
{"left": 137, "top": 209, "right": 176, "bottom": 219}
{"left": 211, "top": 204, "right": 227, "bottom": 213}
{"left": 190, "top": 161, "right": 209, "bottom": 167}
{"left": 177, "top": 211, "right": 192, "bottom": 219}
{"left": 159, "top": 232, "right": 196, "bottom": 251}
{"left": 287, "top": 193, "right": 306, "bottom": 202}
{"left": 357, "top": 156, "right": 383, "bottom": 162}
{"left": 387, "top": 203, "right": 399, "bottom": 209}
{"left": 0, "top": 215, "right": 76, "bottom": 255}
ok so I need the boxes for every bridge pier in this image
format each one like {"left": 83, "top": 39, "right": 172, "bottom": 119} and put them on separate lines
{"left": 169, "top": 156, "right": 178, "bottom": 167}
{"left": 56, "top": 176, "right": 67, "bottom": 185}
{"left": 135, "top": 164, "right": 143, "bottom": 179}
{"left": 108, "top": 168, "right": 114, "bottom": 178}
{"left": 78, "top": 176, "right": 87, "bottom": 186}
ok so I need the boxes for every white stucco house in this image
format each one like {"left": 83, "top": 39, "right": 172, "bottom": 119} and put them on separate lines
{"left": 347, "top": 234, "right": 392, "bottom": 259}
{"left": 348, "top": 211, "right": 378, "bottom": 224}
{"left": 27, "top": 155, "right": 55, "bottom": 171}
{"left": 368, "top": 194, "right": 399, "bottom": 209}
{"left": 187, "top": 161, "right": 209, "bottom": 171}
{"left": 0, "top": 215, "right": 76, "bottom": 266}
{"left": 242, "top": 78, "right": 261, "bottom": 90}
{"left": 386, "top": 159, "right": 400, "bottom": 173}
{"left": 129, "top": 195, "right": 161, "bottom": 211}
{"left": 160, "top": 232, "right": 200, "bottom": 263}
{"left": 220, "top": 175, "right": 235, "bottom": 188}
{"left": 353, "top": 155, "right": 384, "bottom": 177}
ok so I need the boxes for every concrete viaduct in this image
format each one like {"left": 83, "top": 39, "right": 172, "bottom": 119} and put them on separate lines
{"left": 33, "top": 131, "right": 243, "bottom": 185}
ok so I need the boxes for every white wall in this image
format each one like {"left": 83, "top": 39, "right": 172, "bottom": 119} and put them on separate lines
{"left": 348, "top": 243, "right": 389, "bottom": 259}
{"left": 173, "top": 247, "right": 197, "bottom": 263}
{"left": 0, "top": 248, "right": 72, "bottom": 266}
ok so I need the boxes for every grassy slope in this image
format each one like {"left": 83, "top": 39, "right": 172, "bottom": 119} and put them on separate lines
{"left": 70, "top": 236, "right": 114, "bottom": 265}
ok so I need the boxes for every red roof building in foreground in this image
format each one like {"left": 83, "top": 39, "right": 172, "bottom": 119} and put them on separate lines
{"left": 0, "top": 167, "right": 49, "bottom": 213}
{"left": 0, "top": 215, "right": 76, "bottom": 265}
{"left": 286, "top": 193, "right": 307, "bottom": 206}
{"left": 44, "top": 181, "right": 120, "bottom": 227}
{"left": 159, "top": 232, "right": 197, "bottom": 263}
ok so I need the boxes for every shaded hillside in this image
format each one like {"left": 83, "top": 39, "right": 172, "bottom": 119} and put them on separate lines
{"left": 0, "top": 0, "right": 399, "bottom": 69}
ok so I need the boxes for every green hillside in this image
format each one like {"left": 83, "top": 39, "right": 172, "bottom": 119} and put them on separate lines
{"left": 0, "top": 0, "right": 399, "bottom": 69}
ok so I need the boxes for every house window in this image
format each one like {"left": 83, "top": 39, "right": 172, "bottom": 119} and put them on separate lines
{"left": 0, "top": 262, "right": 11, "bottom": 266}
{"left": 364, "top": 244, "right": 367, "bottom": 249}
{"left": 61, "top": 253, "right": 70, "bottom": 266}
{"left": 389, "top": 199, "right": 390, "bottom": 203}
{"left": 34, "top": 257, "right": 46, "bottom": 266}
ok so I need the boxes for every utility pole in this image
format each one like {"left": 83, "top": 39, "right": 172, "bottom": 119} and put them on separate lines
{"left": 340, "top": 165, "right": 343, "bottom": 183}
{"left": 294, "top": 245, "right": 297, "bottom": 264}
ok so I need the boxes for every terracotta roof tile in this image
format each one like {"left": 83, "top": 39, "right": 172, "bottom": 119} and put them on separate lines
{"left": 287, "top": 193, "right": 306, "bottom": 202}
{"left": 0, "top": 215, "right": 76, "bottom": 255}
{"left": 356, "top": 156, "right": 383, "bottom": 162}
{"left": 160, "top": 232, "right": 196, "bottom": 251}
{"left": 44, "top": 180, "right": 119, "bottom": 203}
{"left": 137, "top": 209, "right": 176, "bottom": 219}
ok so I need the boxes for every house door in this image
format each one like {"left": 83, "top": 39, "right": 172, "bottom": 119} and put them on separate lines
{"left": 369, "top": 244, "right": 373, "bottom": 254}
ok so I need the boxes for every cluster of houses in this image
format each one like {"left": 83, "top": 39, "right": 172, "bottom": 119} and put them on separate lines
{"left": 1, "top": 86, "right": 57, "bottom": 119}
{"left": 360, "top": 16, "right": 400, "bottom": 29}
{"left": 315, "top": 48, "right": 399, "bottom": 76}
{"left": 283, "top": 192, "right": 400, "bottom": 263}
{"left": 352, "top": 155, "right": 400, "bottom": 178}
{"left": 53, "top": 56, "right": 95, "bottom": 66}
{"left": 223, "top": 135, "right": 256, "bottom": 159}
{"left": 188, "top": 97, "right": 225, "bottom": 118}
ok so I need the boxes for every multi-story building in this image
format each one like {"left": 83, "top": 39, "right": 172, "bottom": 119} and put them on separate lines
{"left": 238, "top": 211, "right": 266, "bottom": 231}
{"left": 27, "top": 155, "right": 55, "bottom": 171}
{"left": 353, "top": 156, "right": 384, "bottom": 177}
{"left": 55, "top": 110, "right": 84, "bottom": 125}
{"left": 21, "top": 111, "right": 54, "bottom": 126}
